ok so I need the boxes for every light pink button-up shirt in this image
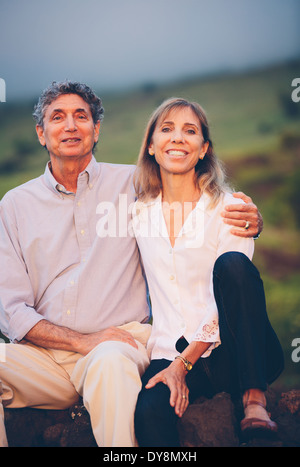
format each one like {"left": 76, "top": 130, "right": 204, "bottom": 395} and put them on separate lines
{"left": 0, "top": 157, "right": 150, "bottom": 342}
{"left": 132, "top": 192, "right": 254, "bottom": 361}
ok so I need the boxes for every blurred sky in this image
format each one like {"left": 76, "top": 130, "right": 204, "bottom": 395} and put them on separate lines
{"left": 1, "top": 0, "right": 300, "bottom": 100}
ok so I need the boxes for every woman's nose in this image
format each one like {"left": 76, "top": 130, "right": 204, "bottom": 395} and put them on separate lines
{"left": 171, "top": 129, "right": 184, "bottom": 143}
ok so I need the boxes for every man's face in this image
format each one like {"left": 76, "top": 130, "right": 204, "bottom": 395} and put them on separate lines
{"left": 36, "top": 93, "right": 100, "bottom": 162}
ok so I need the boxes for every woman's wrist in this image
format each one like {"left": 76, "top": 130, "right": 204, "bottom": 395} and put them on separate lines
{"left": 172, "top": 357, "right": 188, "bottom": 372}
{"left": 174, "top": 355, "right": 193, "bottom": 371}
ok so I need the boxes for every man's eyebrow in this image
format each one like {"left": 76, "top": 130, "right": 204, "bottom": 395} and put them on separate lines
{"left": 75, "top": 108, "right": 89, "bottom": 114}
{"left": 50, "top": 107, "right": 89, "bottom": 114}
{"left": 50, "top": 108, "right": 64, "bottom": 114}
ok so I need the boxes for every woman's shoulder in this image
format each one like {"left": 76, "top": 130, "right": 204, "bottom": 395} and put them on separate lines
{"left": 221, "top": 191, "right": 246, "bottom": 208}
{"left": 203, "top": 190, "right": 238, "bottom": 210}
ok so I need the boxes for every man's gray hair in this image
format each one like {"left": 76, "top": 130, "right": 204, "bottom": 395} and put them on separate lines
{"left": 33, "top": 80, "right": 104, "bottom": 127}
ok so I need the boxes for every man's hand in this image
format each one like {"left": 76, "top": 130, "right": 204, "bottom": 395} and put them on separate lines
{"left": 145, "top": 360, "right": 189, "bottom": 417}
{"left": 77, "top": 326, "right": 138, "bottom": 355}
{"left": 221, "top": 191, "right": 263, "bottom": 238}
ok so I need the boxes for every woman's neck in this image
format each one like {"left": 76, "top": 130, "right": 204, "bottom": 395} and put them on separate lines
{"left": 161, "top": 171, "right": 200, "bottom": 204}
{"left": 160, "top": 171, "right": 201, "bottom": 247}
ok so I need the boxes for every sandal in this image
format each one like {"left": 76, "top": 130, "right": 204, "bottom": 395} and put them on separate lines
{"left": 240, "top": 399, "right": 278, "bottom": 437}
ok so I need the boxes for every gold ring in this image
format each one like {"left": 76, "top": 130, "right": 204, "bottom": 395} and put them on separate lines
{"left": 244, "top": 221, "right": 250, "bottom": 230}
{"left": 182, "top": 395, "right": 187, "bottom": 399}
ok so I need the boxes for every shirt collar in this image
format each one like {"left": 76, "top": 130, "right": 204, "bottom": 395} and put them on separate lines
{"left": 44, "top": 155, "right": 100, "bottom": 196}
{"left": 135, "top": 191, "right": 214, "bottom": 238}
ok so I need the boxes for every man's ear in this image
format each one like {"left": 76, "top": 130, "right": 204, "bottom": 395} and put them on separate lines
{"left": 36, "top": 125, "right": 46, "bottom": 147}
{"left": 94, "top": 121, "right": 101, "bottom": 144}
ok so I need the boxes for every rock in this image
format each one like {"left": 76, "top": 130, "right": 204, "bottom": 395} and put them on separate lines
{"left": 4, "top": 390, "right": 300, "bottom": 447}
{"left": 178, "top": 392, "right": 239, "bottom": 447}
{"left": 278, "top": 390, "right": 300, "bottom": 415}
{"left": 275, "top": 413, "right": 300, "bottom": 447}
{"left": 4, "top": 407, "right": 70, "bottom": 447}
{"left": 43, "top": 423, "right": 65, "bottom": 446}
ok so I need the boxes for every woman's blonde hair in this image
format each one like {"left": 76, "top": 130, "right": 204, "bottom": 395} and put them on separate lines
{"left": 134, "top": 97, "right": 231, "bottom": 206}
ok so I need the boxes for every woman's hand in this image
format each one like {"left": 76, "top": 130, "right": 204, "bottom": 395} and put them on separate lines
{"left": 145, "top": 359, "right": 189, "bottom": 417}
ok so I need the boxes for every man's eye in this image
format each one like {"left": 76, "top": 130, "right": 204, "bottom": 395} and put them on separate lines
{"left": 53, "top": 115, "right": 62, "bottom": 121}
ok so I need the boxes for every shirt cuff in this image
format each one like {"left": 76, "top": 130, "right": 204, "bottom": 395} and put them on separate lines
{"left": 8, "top": 308, "right": 45, "bottom": 343}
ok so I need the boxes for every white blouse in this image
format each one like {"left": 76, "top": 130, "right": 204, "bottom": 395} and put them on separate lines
{"left": 132, "top": 191, "right": 254, "bottom": 361}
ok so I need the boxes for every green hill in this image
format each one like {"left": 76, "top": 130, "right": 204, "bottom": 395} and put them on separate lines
{"left": 0, "top": 60, "right": 300, "bottom": 389}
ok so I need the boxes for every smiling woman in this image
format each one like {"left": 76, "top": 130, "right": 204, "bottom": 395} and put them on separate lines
{"left": 134, "top": 97, "right": 229, "bottom": 207}
{"left": 133, "top": 97, "right": 284, "bottom": 447}
{"left": 148, "top": 107, "right": 209, "bottom": 180}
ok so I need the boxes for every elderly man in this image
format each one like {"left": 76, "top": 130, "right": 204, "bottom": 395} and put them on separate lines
{"left": 0, "top": 81, "right": 262, "bottom": 447}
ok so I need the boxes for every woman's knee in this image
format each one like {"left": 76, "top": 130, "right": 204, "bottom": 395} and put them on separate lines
{"left": 213, "top": 251, "right": 260, "bottom": 286}
{"left": 135, "top": 383, "right": 171, "bottom": 426}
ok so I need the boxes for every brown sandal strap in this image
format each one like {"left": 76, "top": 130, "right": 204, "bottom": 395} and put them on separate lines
{"left": 244, "top": 400, "right": 266, "bottom": 409}
{"left": 240, "top": 417, "right": 278, "bottom": 433}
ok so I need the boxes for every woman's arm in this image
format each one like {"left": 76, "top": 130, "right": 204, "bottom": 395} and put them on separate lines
{"left": 145, "top": 340, "right": 211, "bottom": 417}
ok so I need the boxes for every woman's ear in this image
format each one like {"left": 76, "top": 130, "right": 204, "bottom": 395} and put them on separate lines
{"left": 148, "top": 144, "right": 155, "bottom": 156}
{"left": 199, "top": 141, "right": 209, "bottom": 160}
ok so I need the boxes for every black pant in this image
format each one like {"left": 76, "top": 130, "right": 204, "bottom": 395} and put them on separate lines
{"left": 134, "top": 252, "right": 284, "bottom": 447}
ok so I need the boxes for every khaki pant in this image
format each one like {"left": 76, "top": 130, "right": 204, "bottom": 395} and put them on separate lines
{"left": 0, "top": 322, "right": 151, "bottom": 447}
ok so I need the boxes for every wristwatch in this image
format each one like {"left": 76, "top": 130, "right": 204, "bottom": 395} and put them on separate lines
{"left": 175, "top": 355, "right": 193, "bottom": 371}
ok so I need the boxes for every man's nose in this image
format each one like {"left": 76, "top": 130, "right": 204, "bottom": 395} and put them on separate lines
{"left": 65, "top": 115, "right": 77, "bottom": 131}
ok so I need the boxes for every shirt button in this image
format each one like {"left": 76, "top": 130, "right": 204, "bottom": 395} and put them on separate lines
{"left": 66, "top": 310, "right": 71, "bottom": 315}
{"left": 169, "top": 249, "right": 172, "bottom": 254}
{"left": 70, "top": 280, "right": 75, "bottom": 286}
{"left": 77, "top": 201, "right": 81, "bottom": 207}
{"left": 170, "top": 275, "right": 175, "bottom": 281}
{"left": 80, "top": 229, "right": 85, "bottom": 235}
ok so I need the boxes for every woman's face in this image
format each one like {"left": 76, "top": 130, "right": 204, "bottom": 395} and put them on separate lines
{"left": 148, "top": 106, "right": 209, "bottom": 178}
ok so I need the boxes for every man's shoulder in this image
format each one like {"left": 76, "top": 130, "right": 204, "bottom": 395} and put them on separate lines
{"left": 97, "top": 162, "right": 137, "bottom": 190}
{"left": 1, "top": 175, "right": 44, "bottom": 206}
{"left": 99, "top": 162, "right": 136, "bottom": 176}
